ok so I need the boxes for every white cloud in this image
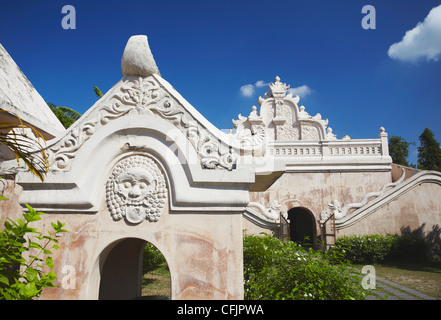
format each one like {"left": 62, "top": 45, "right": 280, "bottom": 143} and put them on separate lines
{"left": 240, "top": 80, "right": 269, "bottom": 97}
{"left": 254, "top": 80, "right": 269, "bottom": 87}
{"left": 287, "top": 85, "right": 312, "bottom": 98}
{"left": 240, "top": 84, "right": 255, "bottom": 97}
{"left": 388, "top": 5, "right": 441, "bottom": 62}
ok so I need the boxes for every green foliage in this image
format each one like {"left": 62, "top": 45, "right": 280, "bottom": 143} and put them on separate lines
{"left": 389, "top": 136, "right": 414, "bottom": 167}
{"left": 243, "top": 233, "right": 369, "bottom": 300}
{"left": 335, "top": 234, "right": 395, "bottom": 264}
{"left": 417, "top": 127, "right": 441, "bottom": 171}
{"left": 335, "top": 234, "right": 428, "bottom": 265}
{"left": 0, "top": 205, "right": 67, "bottom": 300}
{"left": 47, "top": 102, "right": 82, "bottom": 129}
{"left": 143, "top": 243, "right": 166, "bottom": 274}
{"left": 93, "top": 86, "right": 103, "bottom": 98}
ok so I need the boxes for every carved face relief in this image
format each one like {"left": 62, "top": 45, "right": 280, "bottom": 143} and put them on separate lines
{"left": 115, "top": 167, "right": 156, "bottom": 203}
{"left": 106, "top": 155, "right": 167, "bottom": 224}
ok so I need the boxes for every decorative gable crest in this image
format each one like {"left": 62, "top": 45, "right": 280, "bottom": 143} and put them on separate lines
{"left": 269, "top": 76, "right": 290, "bottom": 99}
{"left": 232, "top": 76, "right": 334, "bottom": 144}
{"left": 45, "top": 36, "right": 238, "bottom": 171}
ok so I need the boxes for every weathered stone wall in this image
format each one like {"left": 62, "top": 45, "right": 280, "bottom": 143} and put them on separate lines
{"left": 338, "top": 180, "right": 441, "bottom": 238}
{"left": 1, "top": 182, "right": 244, "bottom": 300}
{"left": 249, "top": 170, "right": 392, "bottom": 238}
{"left": 0, "top": 177, "right": 23, "bottom": 223}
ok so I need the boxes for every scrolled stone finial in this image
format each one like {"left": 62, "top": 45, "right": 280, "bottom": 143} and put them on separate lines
{"left": 121, "top": 35, "right": 160, "bottom": 77}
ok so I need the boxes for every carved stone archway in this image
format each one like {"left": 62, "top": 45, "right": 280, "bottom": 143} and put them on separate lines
{"left": 288, "top": 207, "right": 317, "bottom": 247}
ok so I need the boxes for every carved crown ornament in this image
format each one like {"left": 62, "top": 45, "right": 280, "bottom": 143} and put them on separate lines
{"left": 231, "top": 76, "right": 334, "bottom": 144}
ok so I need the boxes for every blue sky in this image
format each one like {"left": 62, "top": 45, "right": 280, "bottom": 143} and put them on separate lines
{"left": 1, "top": 0, "right": 441, "bottom": 165}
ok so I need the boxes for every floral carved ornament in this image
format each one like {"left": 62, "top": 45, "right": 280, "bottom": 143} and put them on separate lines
{"left": 47, "top": 76, "right": 237, "bottom": 171}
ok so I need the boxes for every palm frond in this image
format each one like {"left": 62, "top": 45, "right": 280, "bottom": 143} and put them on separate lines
{"left": 56, "top": 106, "right": 82, "bottom": 121}
{"left": 0, "top": 110, "right": 49, "bottom": 181}
{"left": 93, "top": 86, "right": 103, "bottom": 98}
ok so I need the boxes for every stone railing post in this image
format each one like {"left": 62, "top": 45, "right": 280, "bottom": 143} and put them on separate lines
{"left": 379, "top": 127, "right": 389, "bottom": 158}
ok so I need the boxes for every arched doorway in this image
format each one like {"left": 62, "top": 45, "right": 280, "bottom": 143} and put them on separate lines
{"left": 288, "top": 207, "right": 316, "bottom": 248}
{"left": 98, "top": 238, "right": 170, "bottom": 300}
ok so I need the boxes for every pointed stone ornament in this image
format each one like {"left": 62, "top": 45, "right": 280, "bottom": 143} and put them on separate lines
{"left": 121, "top": 35, "right": 160, "bottom": 77}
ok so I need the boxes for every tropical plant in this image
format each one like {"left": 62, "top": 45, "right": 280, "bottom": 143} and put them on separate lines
{"left": 47, "top": 103, "right": 82, "bottom": 129}
{"left": 0, "top": 204, "right": 67, "bottom": 300}
{"left": 0, "top": 111, "right": 48, "bottom": 181}
{"left": 0, "top": 111, "right": 67, "bottom": 299}
{"left": 93, "top": 86, "right": 103, "bottom": 98}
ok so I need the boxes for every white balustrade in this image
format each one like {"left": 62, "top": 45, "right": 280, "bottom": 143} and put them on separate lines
{"left": 268, "top": 139, "right": 385, "bottom": 158}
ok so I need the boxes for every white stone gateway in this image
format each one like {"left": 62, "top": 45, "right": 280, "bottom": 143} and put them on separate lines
{"left": 13, "top": 35, "right": 269, "bottom": 300}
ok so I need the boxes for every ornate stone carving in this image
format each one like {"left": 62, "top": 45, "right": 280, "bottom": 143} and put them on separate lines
{"left": 301, "top": 125, "right": 320, "bottom": 141}
{"left": 47, "top": 76, "right": 237, "bottom": 171}
{"left": 246, "top": 200, "right": 283, "bottom": 221}
{"left": 231, "top": 106, "right": 267, "bottom": 154}
{"left": 327, "top": 168, "right": 406, "bottom": 220}
{"left": 106, "top": 155, "right": 167, "bottom": 224}
{"left": 235, "top": 76, "right": 330, "bottom": 145}
{"left": 269, "top": 76, "right": 290, "bottom": 101}
{"left": 326, "top": 127, "right": 337, "bottom": 140}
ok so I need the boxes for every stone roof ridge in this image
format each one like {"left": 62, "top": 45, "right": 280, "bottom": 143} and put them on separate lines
{"left": 0, "top": 43, "right": 65, "bottom": 139}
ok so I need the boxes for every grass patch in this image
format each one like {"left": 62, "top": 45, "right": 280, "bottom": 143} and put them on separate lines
{"left": 141, "top": 262, "right": 171, "bottom": 298}
{"left": 356, "top": 261, "right": 441, "bottom": 299}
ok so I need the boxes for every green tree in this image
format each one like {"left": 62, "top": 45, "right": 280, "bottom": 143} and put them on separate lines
{"left": 48, "top": 86, "right": 102, "bottom": 129}
{"left": 417, "top": 128, "right": 441, "bottom": 171}
{"left": 388, "top": 136, "right": 413, "bottom": 167}
{"left": 47, "top": 103, "right": 82, "bottom": 129}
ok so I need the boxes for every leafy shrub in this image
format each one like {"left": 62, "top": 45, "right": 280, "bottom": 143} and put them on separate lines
{"left": 335, "top": 234, "right": 428, "bottom": 264}
{"left": 143, "top": 244, "right": 166, "bottom": 273}
{"left": 243, "top": 233, "right": 369, "bottom": 300}
{"left": 0, "top": 205, "right": 67, "bottom": 300}
{"left": 335, "top": 234, "right": 396, "bottom": 264}
{"left": 389, "top": 234, "right": 428, "bottom": 262}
